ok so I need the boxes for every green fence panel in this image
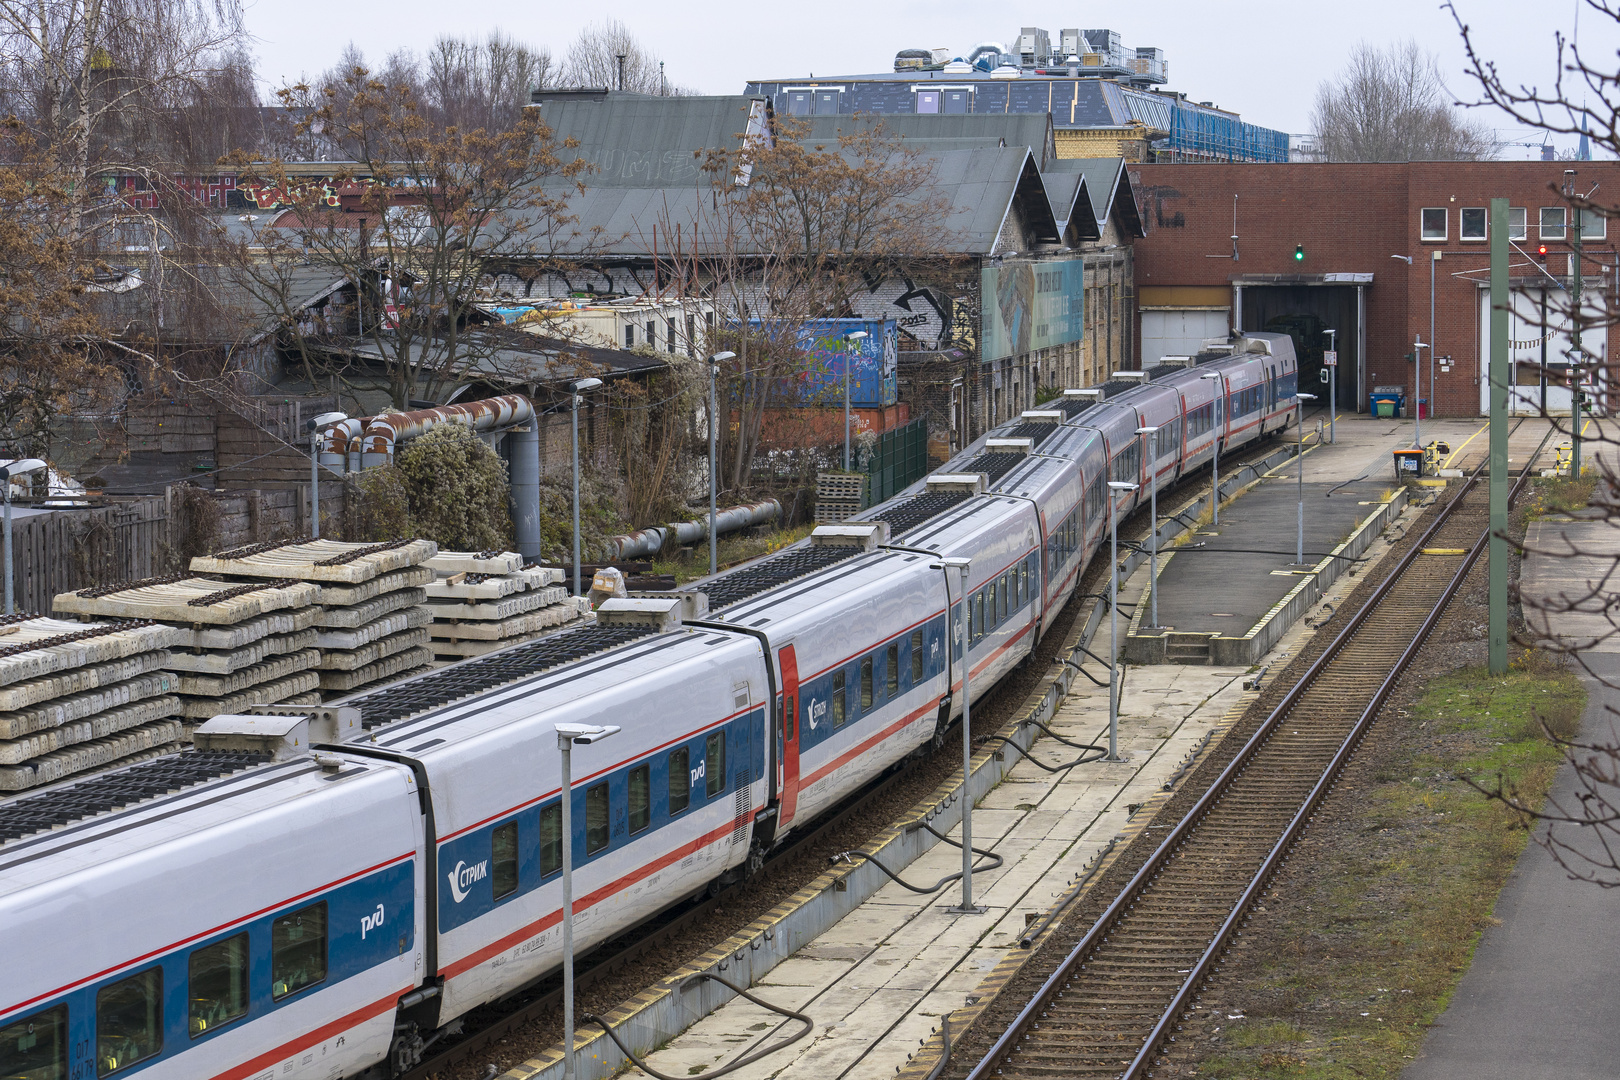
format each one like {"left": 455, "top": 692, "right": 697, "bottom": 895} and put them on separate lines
{"left": 863, "top": 418, "right": 929, "bottom": 507}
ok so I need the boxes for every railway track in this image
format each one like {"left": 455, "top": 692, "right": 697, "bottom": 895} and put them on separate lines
{"left": 402, "top": 435, "right": 1299, "bottom": 1080}
{"left": 962, "top": 434, "right": 1547, "bottom": 1080}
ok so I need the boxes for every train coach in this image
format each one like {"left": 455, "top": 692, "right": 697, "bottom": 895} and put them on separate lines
{"left": 0, "top": 334, "right": 1296, "bottom": 1080}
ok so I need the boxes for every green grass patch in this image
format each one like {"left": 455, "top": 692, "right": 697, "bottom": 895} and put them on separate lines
{"left": 1524, "top": 474, "right": 1596, "bottom": 519}
{"left": 1193, "top": 660, "right": 1584, "bottom": 1080}
{"left": 649, "top": 523, "right": 816, "bottom": 584}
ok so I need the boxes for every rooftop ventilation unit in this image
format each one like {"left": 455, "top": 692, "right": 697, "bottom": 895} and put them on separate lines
{"left": 626, "top": 590, "right": 708, "bottom": 621}
{"left": 810, "top": 522, "right": 891, "bottom": 551}
{"left": 193, "top": 707, "right": 360, "bottom": 761}
{"left": 991, "top": 64, "right": 1022, "bottom": 79}
{"left": 926, "top": 472, "right": 990, "bottom": 494}
{"left": 985, "top": 437, "right": 1035, "bottom": 455}
{"left": 1064, "top": 387, "right": 1106, "bottom": 401}
{"left": 595, "top": 596, "right": 686, "bottom": 632}
{"left": 1019, "top": 409, "right": 1064, "bottom": 423}
{"left": 1152, "top": 356, "right": 1196, "bottom": 369}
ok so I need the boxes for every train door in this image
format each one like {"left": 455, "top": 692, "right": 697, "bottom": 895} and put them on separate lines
{"left": 778, "top": 645, "right": 802, "bottom": 829}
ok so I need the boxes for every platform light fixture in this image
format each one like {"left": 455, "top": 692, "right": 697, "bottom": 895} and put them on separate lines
{"left": 1199, "top": 372, "right": 1225, "bottom": 524}
{"left": 555, "top": 722, "right": 621, "bottom": 1080}
{"left": 930, "top": 555, "right": 983, "bottom": 915}
{"left": 707, "top": 352, "right": 736, "bottom": 577}
{"left": 304, "top": 411, "right": 347, "bottom": 539}
{"left": 1106, "top": 480, "right": 1139, "bottom": 762}
{"left": 1, "top": 459, "right": 45, "bottom": 615}
{"left": 570, "top": 378, "right": 603, "bottom": 597}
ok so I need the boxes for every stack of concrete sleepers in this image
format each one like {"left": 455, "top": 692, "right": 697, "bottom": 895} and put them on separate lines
{"left": 54, "top": 576, "right": 323, "bottom": 731}
{"left": 0, "top": 616, "right": 183, "bottom": 794}
{"left": 423, "top": 551, "right": 588, "bottom": 659}
{"left": 190, "top": 538, "right": 438, "bottom": 698}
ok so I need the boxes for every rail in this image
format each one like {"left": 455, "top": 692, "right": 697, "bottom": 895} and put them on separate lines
{"left": 964, "top": 429, "right": 1550, "bottom": 1080}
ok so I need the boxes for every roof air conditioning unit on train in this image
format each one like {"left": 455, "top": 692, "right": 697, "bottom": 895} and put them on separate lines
{"left": 925, "top": 472, "right": 989, "bottom": 494}
{"left": 1241, "top": 337, "right": 1274, "bottom": 355}
{"left": 1153, "top": 356, "right": 1195, "bottom": 369}
{"left": 1064, "top": 388, "right": 1105, "bottom": 401}
{"left": 242, "top": 703, "right": 361, "bottom": 744}
{"left": 193, "top": 711, "right": 358, "bottom": 761}
{"left": 985, "top": 437, "right": 1035, "bottom": 455}
{"left": 596, "top": 596, "right": 686, "bottom": 632}
{"left": 626, "top": 589, "right": 708, "bottom": 620}
{"left": 810, "top": 522, "right": 891, "bottom": 550}
{"left": 1019, "top": 410, "right": 1064, "bottom": 423}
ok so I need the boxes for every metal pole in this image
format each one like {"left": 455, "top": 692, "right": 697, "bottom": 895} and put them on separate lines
{"left": 3, "top": 482, "right": 11, "bottom": 616}
{"left": 709, "top": 361, "right": 719, "bottom": 577}
{"left": 1489, "top": 198, "right": 1510, "bottom": 675}
{"left": 572, "top": 396, "right": 582, "bottom": 597}
{"left": 1430, "top": 251, "right": 1438, "bottom": 424}
{"left": 1572, "top": 210, "right": 1584, "bottom": 479}
{"left": 309, "top": 431, "right": 321, "bottom": 539}
{"left": 956, "top": 564, "right": 974, "bottom": 911}
{"left": 1414, "top": 334, "right": 1424, "bottom": 450}
{"left": 560, "top": 736, "right": 576, "bottom": 1080}
{"left": 1326, "top": 328, "right": 1338, "bottom": 445}
{"left": 1108, "top": 492, "right": 1121, "bottom": 762}
{"left": 1149, "top": 457, "right": 1159, "bottom": 629}
{"left": 1297, "top": 400, "right": 1306, "bottom": 564}
{"left": 844, "top": 342, "right": 852, "bottom": 473}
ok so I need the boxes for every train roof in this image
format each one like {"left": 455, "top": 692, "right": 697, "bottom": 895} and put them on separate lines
{"left": 709, "top": 546, "right": 932, "bottom": 627}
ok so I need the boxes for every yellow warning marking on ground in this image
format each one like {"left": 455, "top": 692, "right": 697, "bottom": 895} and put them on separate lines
{"left": 1443, "top": 422, "right": 1489, "bottom": 468}
{"left": 1422, "top": 548, "right": 1467, "bottom": 556}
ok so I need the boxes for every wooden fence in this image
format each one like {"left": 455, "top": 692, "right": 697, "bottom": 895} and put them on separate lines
{"left": 9, "top": 485, "right": 329, "bottom": 616}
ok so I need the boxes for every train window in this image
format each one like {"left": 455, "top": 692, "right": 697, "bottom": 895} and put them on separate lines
{"left": 784, "top": 697, "right": 796, "bottom": 741}
{"left": 188, "top": 933, "right": 248, "bottom": 1037}
{"left": 629, "top": 765, "right": 650, "bottom": 834}
{"left": 540, "top": 804, "right": 563, "bottom": 874}
{"left": 910, "top": 630, "right": 923, "bottom": 683}
{"left": 860, "top": 657, "right": 873, "bottom": 710}
{"left": 96, "top": 968, "right": 162, "bottom": 1076}
{"left": 1, "top": 1005, "right": 66, "bottom": 1080}
{"left": 706, "top": 732, "right": 726, "bottom": 796}
{"left": 492, "top": 821, "right": 519, "bottom": 899}
{"left": 667, "top": 749, "right": 690, "bottom": 816}
{"left": 832, "top": 671, "right": 847, "bottom": 728}
{"left": 886, "top": 644, "right": 899, "bottom": 697}
{"left": 986, "top": 583, "right": 997, "bottom": 629}
{"left": 1019, "top": 563, "right": 1029, "bottom": 605}
{"left": 999, "top": 574, "right": 1010, "bottom": 620}
{"left": 585, "top": 783, "right": 610, "bottom": 853}
{"left": 973, "top": 593, "right": 985, "bottom": 641}
{"left": 271, "top": 902, "right": 327, "bottom": 1000}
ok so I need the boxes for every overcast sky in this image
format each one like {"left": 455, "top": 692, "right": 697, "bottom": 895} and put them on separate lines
{"left": 242, "top": 0, "right": 1613, "bottom": 159}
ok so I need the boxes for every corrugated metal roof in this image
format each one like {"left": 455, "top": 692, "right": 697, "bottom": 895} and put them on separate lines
{"left": 537, "top": 94, "right": 763, "bottom": 187}
{"left": 800, "top": 113, "right": 1056, "bottom": 167}
{"left": 1043, "top": 157, "right": 1142, "bottom": 237}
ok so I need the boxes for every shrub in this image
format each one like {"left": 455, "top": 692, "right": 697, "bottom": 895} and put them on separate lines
{"left": 393, "top": 424, "right": 513, "bottom": 551}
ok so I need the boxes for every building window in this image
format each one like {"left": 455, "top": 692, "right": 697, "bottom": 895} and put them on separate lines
{"left": 1508, "top": 207, "right": 1527, "bottom": 241}
{"left": 813, "top": 89, "right": 840, "bottom": 114}
{"left": 943, "top": 89, "right": 971, "bottom": 114}
{"left": 786, "top": 88, "right": 841, "bottom": 115}
{"left": 1579, "top": 208, "right": 1607, "bottom": 240}
{"left": 785, "top": 90, "right": 812, "bottom": 115}
{"left": 623, "top": 324, "right": 634, "bottom": 348}
{"left": 915, "top": 90, "right": 939, "bottom": 114}
{"left": 1420, "top": 208, "right": 1446, "bottom": 241}
{"left": 1540, "top": 206, "right": 1567, "bottom": 240}
{"left": 1460, "top": 208, "right": 1487, "bottom": 241}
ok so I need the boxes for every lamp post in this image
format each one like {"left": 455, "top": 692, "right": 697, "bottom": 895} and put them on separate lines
{"left": 304, "top": 411, "right": 347, "bottom": 540}
{"left": 932, "top": 555, "right": 982, "bottom": 914}
{"left": 1412, "top": 336, "right": 1428, "bottom": 450}
{"left": 1199, "top": 371, "right": 1224, "bottom": 524}
{"left": 1295, "top": 392, "right": 1318, "bottom": 564}
{"left": 569, "top": 378, "right": 602, "bottom": 597}
{"left": 1106, "top": 480, "right": 1138, "bottom": 762}
{"left": 708, "top": 351, "right": 736, "bottom": 577}
{"left": 555, "top": 722, "right": 621, "bottom": 1080}
{"left": 1430, "top": 251, "right": 1439, "bottom": 428}
{"left": 1323, "top": 329, "right": 1337, "bottom": 445}
{"left": 1135, "top": 426, "right": 1161, "bottom": 629}
{"left": 1566, "top": 169, "right": 1585, "bottom": 478}
{"left": 843, "top": 330, "right": 869, "bottom": 473}
{"left": 2, "top": 459, "right": 45, "bottom": 615}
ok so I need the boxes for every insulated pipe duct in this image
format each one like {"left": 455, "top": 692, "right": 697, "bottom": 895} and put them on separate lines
{"left": 317, "top": 418, "right": 363, "bottom": 474}
{"left": 511, "top": 422, "right": 541, "bottom": 562}
{"left": 357, "top": 394, "right": 534, "bottom": 468}
{"left": 605, "top": 499, "right": 783, "bottom": 559}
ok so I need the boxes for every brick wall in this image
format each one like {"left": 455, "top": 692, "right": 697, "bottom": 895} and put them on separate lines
{"left": 1132, "top": 161, "right": 1619, "bottom": 417}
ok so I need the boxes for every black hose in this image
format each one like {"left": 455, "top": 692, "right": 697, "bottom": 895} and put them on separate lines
{"left": 978, "top": 732, "right": 1106, "bottom": 772}
{"left": 586, "top": 972, "right": 814, "bottom": 1080}
{"left": 831, "top": 821, "right": 1005, "bottom": 894}
{"left": 1062, "top": 656, "right": 1109, "bottom": 687}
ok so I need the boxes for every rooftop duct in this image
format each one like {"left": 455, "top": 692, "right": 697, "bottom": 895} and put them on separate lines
{"left": 926, "top": 473, "right": 990, "bottom": 494}
{"left": 810, "top": 522, "right": 891, "bottom": 550}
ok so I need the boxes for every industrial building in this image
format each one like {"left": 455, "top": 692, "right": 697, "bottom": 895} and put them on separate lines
{"left": 745, "top": 27, "right": 1289, "bottom": 163}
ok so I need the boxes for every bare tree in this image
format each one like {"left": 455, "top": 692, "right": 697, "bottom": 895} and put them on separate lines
{"left": 424, "top": 31, "right": 552, "bottom": 133}
{"left": 222, "top": 65, "right": 594, "bottom": 410}
{"left": 1311, "top": 39, "right": 1500, "bottom": 162}
{"left": 560, "top": 18, "right": 686, "bottom": 95}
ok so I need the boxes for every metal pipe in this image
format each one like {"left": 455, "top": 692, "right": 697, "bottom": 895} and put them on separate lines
{"left": 512, "top": 422, "right": 541, "bottom": 561}
{"left": 609, "top": 500, "right": 783, "bottom": 559}
{"left": 357, "top": 394, "right": 534, "bottom": 468}
{"left": 604, "top": 526, "right": 669, "bottom": 561}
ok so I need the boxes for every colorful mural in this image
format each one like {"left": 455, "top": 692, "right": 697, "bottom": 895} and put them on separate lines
{"left": 980, "top": 256, "right": 1086, "bottom": 361}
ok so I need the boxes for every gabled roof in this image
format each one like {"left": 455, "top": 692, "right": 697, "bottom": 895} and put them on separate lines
{"left": 533, "top": 93, "right": 765, "bottom": 187}
{"left": 1043, "top": 157, "right": 1144, "bottom": 238}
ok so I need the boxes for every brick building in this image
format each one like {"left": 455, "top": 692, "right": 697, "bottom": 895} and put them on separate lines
{"left": 1132, "top": 162, "right": 1619, "bottom": 417}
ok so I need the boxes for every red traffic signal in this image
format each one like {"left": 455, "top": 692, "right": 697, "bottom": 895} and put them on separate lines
{"left": 1538, "top": 244, "right": 1548, "bottom": 256}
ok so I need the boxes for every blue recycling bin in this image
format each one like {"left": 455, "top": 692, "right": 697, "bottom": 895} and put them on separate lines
{"left": 1369, "top": 390, "right": 1405, "bottom": 418}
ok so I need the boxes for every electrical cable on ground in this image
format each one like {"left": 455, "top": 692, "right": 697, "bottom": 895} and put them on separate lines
{"left": 586, "top": 972, "right": 813, "bottom": 1080}
{"left": 830, "top": 821, "right": 1005, "bottom": 894}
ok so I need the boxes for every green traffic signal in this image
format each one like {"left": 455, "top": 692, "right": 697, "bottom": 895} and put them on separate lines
{"left": 1294, "top": 244, "right": 1304, "bottom": 261}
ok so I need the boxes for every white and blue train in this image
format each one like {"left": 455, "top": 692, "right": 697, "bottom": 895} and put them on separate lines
{"left": 0, "top": 335, "right": 1297, "bottom": 1080}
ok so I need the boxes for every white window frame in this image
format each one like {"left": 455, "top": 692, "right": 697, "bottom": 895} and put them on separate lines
{"left": 1420, "top": 207, "right": 1447, "bottom": 242}
{"left": 1578, "top": 207, "right": 1607, "bottom": 240}
{"left": 1508, "top": 207, "right": 1527, "bottom": 241}
{"left": 1540, "top": 206, "right": 1568, "bottom": 241}
{"left": 1459, "top": 207, "right": 1487, "bottom": 242}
